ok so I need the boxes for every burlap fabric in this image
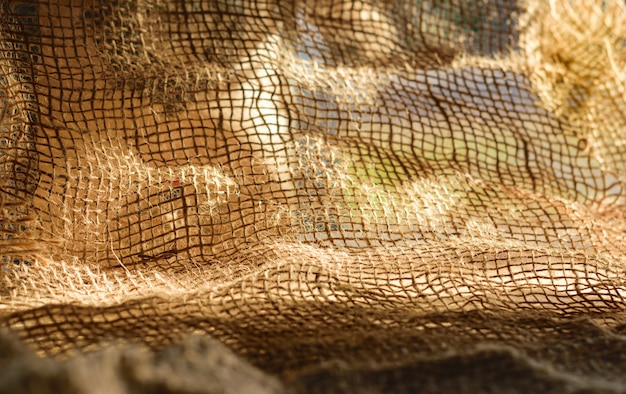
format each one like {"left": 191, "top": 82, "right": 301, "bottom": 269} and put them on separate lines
{"left": 2, "top": 0, "right": 626, "bottom": 392}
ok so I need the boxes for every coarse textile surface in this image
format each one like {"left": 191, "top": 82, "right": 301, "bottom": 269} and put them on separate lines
{"left": 2, "top": 0, "right": 626, "bottom": 392}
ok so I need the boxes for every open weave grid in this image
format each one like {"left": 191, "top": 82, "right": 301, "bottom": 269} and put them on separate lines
{"left": 2, "top": 0, "right": 626, "bottom": 392}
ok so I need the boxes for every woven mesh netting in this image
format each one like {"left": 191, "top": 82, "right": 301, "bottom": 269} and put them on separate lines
{"left": 2, "top": 0, "right": 626, "bottom": 392}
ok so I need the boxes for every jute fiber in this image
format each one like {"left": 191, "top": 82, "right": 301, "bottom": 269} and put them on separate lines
{"left": 2, "top": 0, "right": 626, "bottom": 392}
